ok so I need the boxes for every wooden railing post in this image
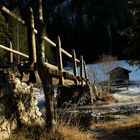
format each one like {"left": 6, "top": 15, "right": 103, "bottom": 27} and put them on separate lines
{"left": 56, "top": 36, "right": 64, "bottom": 85}
{"left": 80, "top": 55, "right": 84, "bottom": 86}
{"left": 27, "top": 7, "right": 37, "bottom": 65}
{"left": 9, "top": 42, "right": 13, "bottom": 63}
{"left": 83, "top": 60, "right": 89, "bottom": 86}
{"left": 72, "top": 49, "right": 78, "bottom": 85}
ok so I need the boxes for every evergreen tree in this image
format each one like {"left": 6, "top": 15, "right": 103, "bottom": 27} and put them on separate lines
{"left": 0, "top": 12, "right": 10, "bottom": 45}
{"left": 0, "top": 11, "right": 10, "bottom": 64}
{"left": 8, "top": 8, "right": 28, "bottom": 62}
{"left": 119, "top": 2, "right": 140, "bottom": 64}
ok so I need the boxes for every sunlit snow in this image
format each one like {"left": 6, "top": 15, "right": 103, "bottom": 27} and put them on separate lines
{"left": 35, "top": 60, "right": 140, "bottom": 105}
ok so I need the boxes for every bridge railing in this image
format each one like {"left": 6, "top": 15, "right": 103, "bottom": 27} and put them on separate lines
{"left": 0, "top": 5, "right": 89, "bottom": 86}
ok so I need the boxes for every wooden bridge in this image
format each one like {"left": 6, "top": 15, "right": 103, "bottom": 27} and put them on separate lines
{"left": 0, "top": 5, "right": 89, "bottom": 87}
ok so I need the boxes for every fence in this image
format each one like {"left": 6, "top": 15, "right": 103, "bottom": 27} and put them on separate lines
{"left": 0, "top": 5, "right": 89, "bottom": 86}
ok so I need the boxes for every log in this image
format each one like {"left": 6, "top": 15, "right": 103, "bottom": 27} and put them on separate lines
{"left": 27, "top": 7, "right": 37, "bottom": 63}
{"left": 0, "top": 5, "right": 25, "bottom": 24}
{"left": 56, "top": 36, "right": 64, "bottom": 85}
{"left": 80, "top": 55, "right": 84, "bottom": 86}
{"left": 47, "top": 68, "right": 63, "bottom": 77}
{"left": 63, "top": 72, "right": 77, "bottom": 80}
{"left": 72, "top": 49, "right": 78, "bottom": 85}
{"left": 0, "top": 44, "right": 29, "bottom": 58}
{"left": 34, "top": 0, "right": 56, "bottom": 133}
{"left": 9, "top": 42, "right": 13, "bottom": 63}
{"left": 83, "top": 61, "right": 89, "bottom": 85}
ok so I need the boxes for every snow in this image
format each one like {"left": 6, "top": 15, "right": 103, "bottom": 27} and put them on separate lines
{"left": 34, "top": 60, "right": 140, "bottom": 106}
{"left": 86, "top": 60, "right": 140, "bottom": 83}
{"left": 65, "top": 60, "right": 140, "bottom": 104}
{"left": 86, "top": 60, "right": 140, "bottom": 104}
{"left": 113, "top": 85, "right": 140, "bottom": 104}
{"left": 33, "top": 88, "right": 45, "bottom": 108}
{"left": 65, "top": 60, "right": 140, "bottom": 82}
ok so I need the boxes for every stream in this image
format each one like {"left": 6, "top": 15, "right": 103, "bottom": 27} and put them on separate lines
{"left": 34, "top": 84, "right": 140, "bottom": 129}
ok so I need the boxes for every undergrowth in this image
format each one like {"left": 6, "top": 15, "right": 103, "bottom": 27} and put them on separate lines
{"left": 9, "top": 91, "right": 94, "bottom": 140}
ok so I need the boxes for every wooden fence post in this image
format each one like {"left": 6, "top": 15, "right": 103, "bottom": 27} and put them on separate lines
{"left": 72, "top": 49, "right": 78, "bottom": 85}
{"left": 80, "top": 55, "right": 84, "bottom": 86}
{"left": 27, "top": 7, "right": 37, "bottom": 65}
{"left": 9, "top": 42, "right": 13, "bottom": 63}
{"left": 83, "top": 60, "right": 89, "bottom": 86}
{"left": 56, "top": 36, "right": 64, "bottom": 85}
{"left": 27, "top": 7, "right": 37, "bottom": 83}
{"left": 34, "top": 0, "right": 56, "bottom": 133}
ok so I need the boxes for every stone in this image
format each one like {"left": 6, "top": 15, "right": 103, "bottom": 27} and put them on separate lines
{"left": 0, "top": 68, "right": 45, "bottom": 139}
{"left": 0, "top": 131, "right": 9, "bottom": 140}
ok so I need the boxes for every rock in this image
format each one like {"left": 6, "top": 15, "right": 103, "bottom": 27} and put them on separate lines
{"left": 0, "top": 68, "right": 45, "bottom": 139}
{"left": 0, "top": 131, "right": 9, "bottom": 140}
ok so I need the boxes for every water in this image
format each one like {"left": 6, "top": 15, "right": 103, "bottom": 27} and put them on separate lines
{"left": 34, "top": 86, "right": 140, "bottom": 129}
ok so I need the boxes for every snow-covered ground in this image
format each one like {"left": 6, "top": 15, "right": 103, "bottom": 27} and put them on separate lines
{"left": 86, "top": 60, "right": 140, "bottom": 82}
{"left": 34, "top": 60, "right": 140, "bottom": 106}
{"left": 34, "top": 88, "right": 45, "bottom": 108}
{"left": 87, "top": 60, "right": 140, "bottom": 104}
{"left": 65, "top": 60, "right": 140, "bottom": 104}
{"left": 113, "top": 85, "right": 140, "bottom": 104}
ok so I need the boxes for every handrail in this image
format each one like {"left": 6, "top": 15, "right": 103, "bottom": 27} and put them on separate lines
{"left": 0, "top": 43, "right": 76, "bottom": 75}
{"left": 0, "top": 5, "right": 80, "bottom": 63}
{"left": 0, "top": 5, "right": 25, "bottom": 24}
{"left": 0, "top": 44, "right": 29, "bottom": 58}
{"left": 0, "top": 5, "right": 88, "bottom": 86}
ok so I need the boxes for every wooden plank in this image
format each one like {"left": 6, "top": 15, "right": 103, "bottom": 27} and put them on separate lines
{"left": 0, "top": 44, "right": 29, "bottom": 58}
{"left": 44, "top": 62, "right": 58, "bottom": 70}
{"left": 63, "top": 72, "right": 77, "bottom": 80}
{"left": 83, "top": 60, "right": 89, "bottom": 85}
{"left": 28, "top": 7, "right": 37, "bottom": 63}
{"left": 0, "top": 5, "right": 25, "bottom": 24}
{"left": 80, "top": 55, "right": 84, "bottom": 86}
{"left": 35, "top": 28, "right": 80, "bottom": 63}
{"left": 47, "top": 68, "right": 63, "bottom": 77}
{"left": 56, "top": 36, "right": 64, "bottom": 85}
{"left": 72, "top": 49, "right": 78, "bottom": 85}
{"left": 9, "top": 42, "right": 13, "bottom": 63}
{"left": 34, "top": 29, "right": 57, "bottom": 47}
{"left": 61, "top": 48, "right": 80, "bottom": 63}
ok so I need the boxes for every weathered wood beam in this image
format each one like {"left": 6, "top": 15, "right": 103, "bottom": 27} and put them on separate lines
{"left": 0, "top": 5, "right": 80, "bottom": 63}
{"left": 0, "top": 44, "right": 29, "bottom": 58}
{"left": 56, "top": 36, "right": 64, "bottom": 85}
{"left": 34, "top": 0, "right": 56, "bottom": 133}
{"left": 83, "top": 60, "right": 89, "bottom": 85}
{"left": 47, "top": 68, "right": 63, "bottom": 77}
{"left": 9, "top": 42, "right": 13, "bottom": 63}
{"left": 63, "top": 72, "right": 77, "bottom": 80}
{"left": 27, "top": 7, "right": 37, "bottom": 63}
{"left": 0, "top": 5, "right": 25, "bottom": 24}
{"left": 80, "top": 55, "right": 84, "bottom": 86}
{"left": 72, "top": 49, "right": 78, "bottom": 85}
{"left": 44, "top": 62, "right": 58, "bottom": 70}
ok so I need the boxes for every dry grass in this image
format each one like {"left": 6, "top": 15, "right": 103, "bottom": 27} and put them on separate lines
{"left": 93, "top": 114, "right": 140, "bottom": 140}
{"left": 95, "top": 114, "right": 140, "bottom": 130}
{"left": 55, "top": 124, "right": 94, "bottom": 140}
{"left": 9, "top": 124, "right": 94, "bottom": 140}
